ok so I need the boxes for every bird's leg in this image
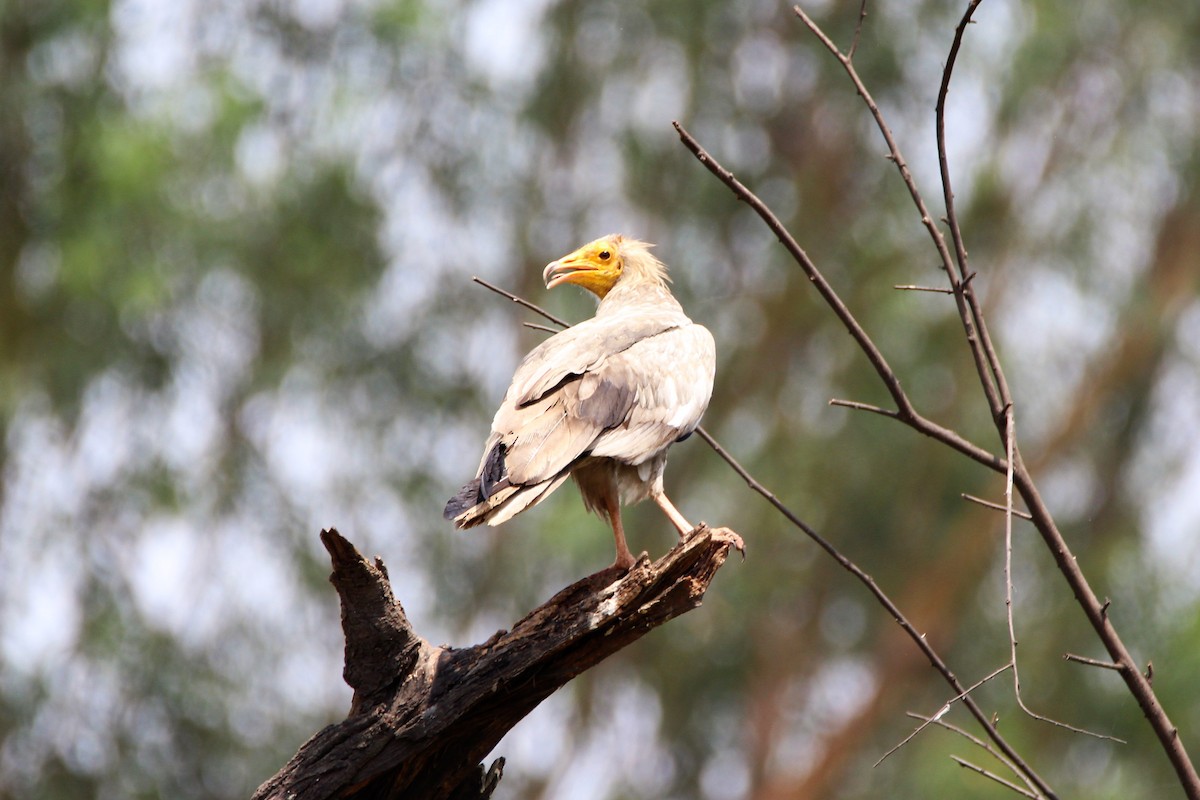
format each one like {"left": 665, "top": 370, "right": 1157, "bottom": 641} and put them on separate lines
{"left": 604, "top": 494, "right": 636, "bottom": 571}
{"left": 652, "top": 490, "right": 695, "bottom": 538}
{"left": 654, "top": 488, "right": 746, "bottom": 557}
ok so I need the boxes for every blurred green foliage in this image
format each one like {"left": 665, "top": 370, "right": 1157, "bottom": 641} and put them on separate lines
{"left": 2, "top": 0, "right": 1200, "bottom": 798}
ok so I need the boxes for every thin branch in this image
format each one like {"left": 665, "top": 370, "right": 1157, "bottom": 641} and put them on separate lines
{"left": 951, "top": 757, "right": 1040, "bottom": 800}
{"left": 961, "top": 493, "right": 1032, "bottom": 520}
{"left": 847, "top": 0, "right": 870, "bottom": 60}
{"left": 692, "top": 427, "right": 1056, "bottom": 798}
{"left": 673, "top": 120, "right": 912, "bottom": 419}
{"left": 828, "top": 398, "right": 900, "bottom": 420}
{"left": 1016, "top": 466, "right": 1196, "bottom": 787}
{"left": 1001, "top": 393, "right": 1117, "bottom": 744}
{"left": 522, "top": 322, "right": 559, "bottom": 334}
{"left": 907, "top": 712, "right": 1041, "bottom": 799}
{"left": 894, "top": 284, "right": 954, "bottom": 294}
{"left": 876, "top": 663, "right": 1012, "bottom": 767}
{"left": 935, "top": 0, "right": 1014, "bottom": 425}
{"left": 1064, "top": 653, "right": 1124, "bottom": 672}
{"left": 1002, "top": 406, "right": 1020, "bottom": 707}
{"left": 793, "top": 2, "right": 1006, "bottom": 421}
{"left": 472, "top": 276, "right": 569, "bottom": 329}
{"left": 935, "top": 0, "right": 980, "bottom": 281}
{"left": 673, "top": 121, "right": 1005, "bottom": 475}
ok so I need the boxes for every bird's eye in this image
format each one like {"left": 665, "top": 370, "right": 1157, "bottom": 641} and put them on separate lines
{"left": 598, "top": 250, "right": 610, "bottom": 261}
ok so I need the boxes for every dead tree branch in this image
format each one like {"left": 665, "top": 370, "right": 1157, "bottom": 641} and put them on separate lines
{"left": 254, "top": 526, "right": 740, "bottom": 800}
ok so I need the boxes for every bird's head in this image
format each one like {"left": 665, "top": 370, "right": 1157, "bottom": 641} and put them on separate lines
{"left": 542, "top": 234, "right": 667, "bottom": 299}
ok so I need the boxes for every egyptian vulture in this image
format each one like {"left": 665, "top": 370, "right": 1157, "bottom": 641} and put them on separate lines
{"left": 445, "top": 234, "right": 718, "bottom": 570}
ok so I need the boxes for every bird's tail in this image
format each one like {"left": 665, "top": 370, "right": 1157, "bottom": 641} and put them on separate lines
{"left": 444, "top": 473, "right": 571, "bottom": 529}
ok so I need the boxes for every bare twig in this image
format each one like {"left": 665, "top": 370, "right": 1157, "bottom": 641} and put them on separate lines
{"left": 908, "top": 712, "right": 1041, "bottom": 798}
{"left": 894, "top": 284, "right": 954, "bottom": 294}
{"left": 876, "top": 663, "right": 1011, "bottom": 767}
{"left": 847, "top": 0, "right": 870, "bottom": 60}
{"left": 522, "top": 322, "right": 558, "bottom": 334}
{"left": 672, "top": 120, "right": 910, "bottom": 417}
{"left": 794, "top": 2, "right": 1008, "bottom": 424}
{"left": 472, "top": 276, "right": 570, "bottom": 329}
{"left": 935, "top": 1, "right": 1013, "bottom": 426}
{"left": 961, "top": 493, "right": 1032, "bottom": 520}
{"left": 933, "top": 1, "right": 1009, "bottom": 423}
{"left": 692, "top": 426, "right": 1055, "bottom": 798}
{"left": 951, "top": 757, "right": 1040, "bottom": 800}
{"left": 779, "top": 2, "right": 1200, "bottom": 792}
{"left": 673, "top": 121, "right": 1005, "bottom": 476}
{"left": 828, "top": 398, "right": 900, "bottom": 420}
{"left": 1064, "top": 653, "right": 1124, "bottom": 672}
{"left": 1001, "top": 410, "right": 1120, "bottom": 742}
{"left": 1002, "top": 407, "right": 1022, "bottom": 717}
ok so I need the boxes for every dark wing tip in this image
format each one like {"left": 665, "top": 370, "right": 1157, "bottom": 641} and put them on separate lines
{"left": 445, "top": 443, "right": 511, "bottom": 523}
{"left": 480, "top": 442, "right": 508, "bottom": 498}
{"left": 444, "top": 479, "right": 482, "bottom": 520}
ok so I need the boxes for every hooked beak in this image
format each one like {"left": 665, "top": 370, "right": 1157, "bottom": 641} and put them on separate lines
{"left": 543, "top": 257, "right": 593, "bottom": 290}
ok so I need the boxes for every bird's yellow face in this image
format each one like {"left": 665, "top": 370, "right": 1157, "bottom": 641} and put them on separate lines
{"left": 542, "top": 237, "right": 623, "bottom": 298}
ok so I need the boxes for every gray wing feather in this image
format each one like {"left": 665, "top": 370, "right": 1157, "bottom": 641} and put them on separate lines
{"left": 508, "top": 312, "right": 682, "bottom": 407}
{"left": 489, "top": 313, "right": 714, "bottom": 486}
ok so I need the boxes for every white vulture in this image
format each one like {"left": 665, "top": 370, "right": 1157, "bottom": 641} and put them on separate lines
{"left": 445, "top": 234, "right": 726, "bottom": 570}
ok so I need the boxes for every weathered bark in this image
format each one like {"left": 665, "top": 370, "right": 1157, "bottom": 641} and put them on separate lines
{"left": 254, "top": 524, "right": 742, "bottom": 800}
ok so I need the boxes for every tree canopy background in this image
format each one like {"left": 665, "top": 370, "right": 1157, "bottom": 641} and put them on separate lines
{"left": 3, "top": 0, "right": 1200, "bottom": 798}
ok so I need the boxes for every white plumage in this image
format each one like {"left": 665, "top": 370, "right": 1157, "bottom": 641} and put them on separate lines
{"left": 445, "top": 235, "right": 716, "bottom": 570}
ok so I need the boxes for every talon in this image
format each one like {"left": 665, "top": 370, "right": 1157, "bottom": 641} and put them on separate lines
{"left": 711, "top": 527, "right": 746, "bottom": 561}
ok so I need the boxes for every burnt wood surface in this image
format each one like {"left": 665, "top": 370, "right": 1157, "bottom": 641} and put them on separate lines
{"left": 253, "top": 524, "right": 741, "bottom": 800}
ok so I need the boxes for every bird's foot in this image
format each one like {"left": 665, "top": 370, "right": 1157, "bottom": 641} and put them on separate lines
{"left": 679, "top": 523, "right": 745, "bottom": 561}
{"left": 605, "top": 549, "right": 639, "bottom": 574}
